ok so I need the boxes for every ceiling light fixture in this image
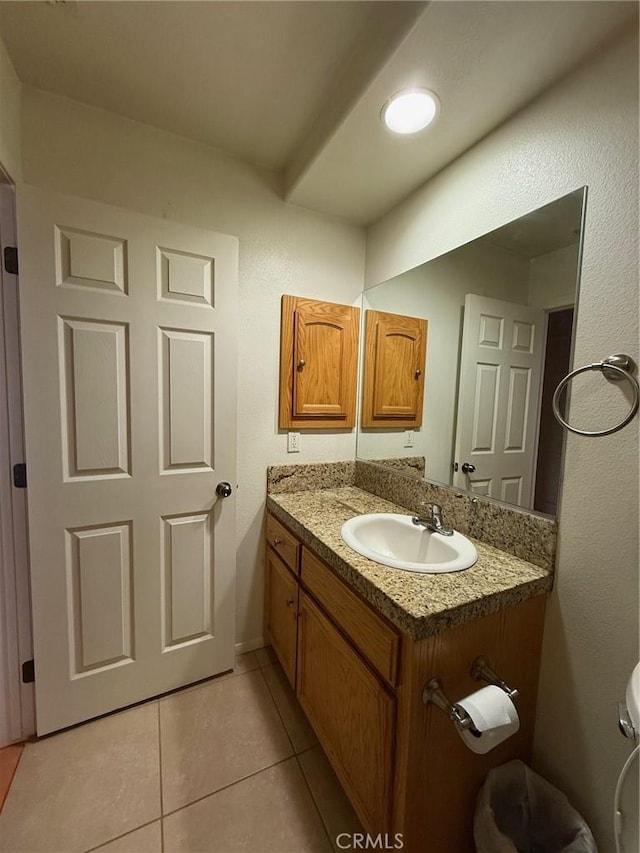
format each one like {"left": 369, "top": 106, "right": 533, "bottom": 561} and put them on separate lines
{"left": 382, "top": 88, "right": 440, "bottom": 135}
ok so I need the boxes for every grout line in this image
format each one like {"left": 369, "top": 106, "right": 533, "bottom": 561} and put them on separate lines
{"left": 256, "top": 646, "right": 276, "bottom": 669}
{"left": 295, "top": 752, "right": 335, "bottom": 853}
{"left": 259, "top": 664, "right": 332, "bottom": 848}
{"left": 157, "top": 658, "right": 261, "bottom": 705}
{"left": 161, "top": 754, "right": 295, "bottom": 820}
{"left": 84, "top": 818, "right": 160, "bottom": 853}
{"left": 157, "top": 702, "right": 165, "bottom": 852}
{"left": 258, "top": 664, "right": 298, "bottom": 757}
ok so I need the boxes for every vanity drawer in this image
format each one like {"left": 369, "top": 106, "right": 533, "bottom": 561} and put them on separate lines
{"left": 266, "top": 514, "right": 300, "bottom": 575}
{"left": 301, "top": 547, "right": 399, "bottom": 687}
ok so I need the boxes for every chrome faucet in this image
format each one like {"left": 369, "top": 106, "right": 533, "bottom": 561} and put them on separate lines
{"left": 412, "top": 503, "right": 454, "bottom": 536}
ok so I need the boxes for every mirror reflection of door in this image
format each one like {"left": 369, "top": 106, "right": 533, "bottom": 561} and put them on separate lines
{"left": 356, "top": 187, "right": 585, "bottom": 516}
{"left": 452, "top": 294, "right": 546, "bottom": 509}
{"left": 452, "top": 297, "right": 575, "bottom": 512}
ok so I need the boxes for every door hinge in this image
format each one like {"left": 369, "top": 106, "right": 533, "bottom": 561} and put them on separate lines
{"left": 13, "top": 462, "right": 27, "bottom": 488}
{"left": 3, "top": 246, "right": 18, "bottom": 275}
{"left": 22, "top": 659, "right": 35, "bottom": 683}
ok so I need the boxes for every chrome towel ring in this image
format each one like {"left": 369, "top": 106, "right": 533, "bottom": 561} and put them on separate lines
{"left": 552, "top": 353, "right": 639, "bottom": 437}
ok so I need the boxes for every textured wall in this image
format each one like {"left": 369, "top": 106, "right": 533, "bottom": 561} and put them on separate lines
{"left": 366, "top": 31, "right": 639, "bottom": 850}
{"left": 0, "top": 38, "right": 20, "bottom": 181}
{"left": 20, "top": 87, "right": 365, "bottom": 650}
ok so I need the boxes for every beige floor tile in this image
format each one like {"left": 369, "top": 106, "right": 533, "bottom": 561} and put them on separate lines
{"left": 0, "top": 744, "right": 23, "bottom": 812}
{"left": 233, "top": 650, "right": 260, "bottom": 674}
{"left": 255, "top": 645, "right": 277, "bottom": 668}
{"left": 89, "top": 821, "right": 162, "bottom": 853}
{"left": 160, "top": 669, "right": 293, "bottom": 813}
{"left": 262, "top": 661, "right": 318, "bottom": 753}
{"left": 298, "top": 746, "right": 363, "bottom": 850}
{"left": 163, "top": 758, "right": 332, "bottom": 852}
{"left": 206, "top": 650, "right": 260, "bottom": 686}
{"left": 0, "top": 703, "right": 161, "bottom": 853}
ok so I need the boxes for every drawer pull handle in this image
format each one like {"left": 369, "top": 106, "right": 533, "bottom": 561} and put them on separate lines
{"left": 273, "top": 537, "right": 283, "bottom": 546}
{"left": 286, "top": 598, "right": 295, "bottom": 607}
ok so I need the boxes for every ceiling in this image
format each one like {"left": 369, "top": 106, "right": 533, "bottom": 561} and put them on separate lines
{"left": 0, "top": 1, "right": 637, "bottom": 225}
{"left": 0, "top": 1, "right": 423, "bottom": 171}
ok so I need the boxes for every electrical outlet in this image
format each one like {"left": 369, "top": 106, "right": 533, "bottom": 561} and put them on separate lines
{"left": 404, "top": 430, "right": 414, "bottom": 448}
{"left": 287, "top": 431, "right": 300, "bottom": 453}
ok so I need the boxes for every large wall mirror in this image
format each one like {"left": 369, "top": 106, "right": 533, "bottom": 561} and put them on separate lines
{"left": 357, "top": 188, "right": 587, "bottom": 517}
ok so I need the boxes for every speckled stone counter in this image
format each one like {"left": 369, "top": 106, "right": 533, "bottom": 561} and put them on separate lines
{"left": 267, "top": 486, "right": 553, "bottom": 641}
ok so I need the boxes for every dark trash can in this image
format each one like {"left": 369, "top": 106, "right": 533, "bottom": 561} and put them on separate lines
{"left": 474, "top": 760, "right": 597, "bottom": 852}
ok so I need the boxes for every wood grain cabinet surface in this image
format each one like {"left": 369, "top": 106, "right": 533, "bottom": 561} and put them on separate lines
{"left": 264, "top": 510, "right": 546, "bottom": 852}
{"left": 264, "top": 548, "right": 299, "bottom": 688}
{"left": 279, "top": 295, "right": 360, "bottom": 429}
{"left": 361, "top": 309, "right": 427, "bottom": 428}
{"left": 297, "top": 591, "right": 396, "bottom": 832}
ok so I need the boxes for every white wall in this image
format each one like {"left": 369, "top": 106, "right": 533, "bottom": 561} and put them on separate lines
{"left": 359, "top": 240, "right": 530, "bottom": 483}
{"left": 20, "top": 86, "right": 365, "bottom": 650}
{"left": 0, "top": 37, "right": 20, "bottom": 181}
{"left": 529, "top": 243, "right": 579, "bottom": 310}
{"left": 366, "top": 30, "right": 639, "bottom": 850}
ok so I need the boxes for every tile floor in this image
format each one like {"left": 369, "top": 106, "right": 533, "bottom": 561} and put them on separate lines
{"left": 0, "top": 647, "right": 362, "bottom": 853}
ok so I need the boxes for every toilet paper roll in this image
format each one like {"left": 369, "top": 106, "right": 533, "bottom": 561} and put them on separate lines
{"left": 456, "top": 685, "right": 519, "bottom": 754}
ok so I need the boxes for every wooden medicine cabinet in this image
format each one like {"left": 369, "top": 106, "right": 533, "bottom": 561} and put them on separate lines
{"left": 361, "top": 309, "right": 428, "bottom": 428}
{"left": 279, "top": 295, "right": 360, "bottom": 429}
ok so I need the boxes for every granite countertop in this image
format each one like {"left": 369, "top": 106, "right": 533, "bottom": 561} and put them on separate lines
{"left": 267, "top": 486, "right": 553, "bottom": 641}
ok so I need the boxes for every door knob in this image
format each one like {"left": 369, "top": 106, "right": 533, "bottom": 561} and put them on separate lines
{"left": 461, "top": 463, "right": 476, "bottom": 474}
{"left": 216, "top": 482, "right": 233, "bottom": 498}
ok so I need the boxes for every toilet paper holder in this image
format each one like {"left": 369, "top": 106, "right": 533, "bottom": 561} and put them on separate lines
{"left": 423, "top": 656, "right": 519, "bottom": 732}
{"left": 422, "top": 678, "right": 478, "bottom": 733}
{"left": 471, "top": 656, "right": 519, "bottom": 700}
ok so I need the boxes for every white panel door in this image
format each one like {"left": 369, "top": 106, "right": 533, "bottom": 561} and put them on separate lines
{"left": 17, "top": 186, "right": 238, "bottom": 734}
{"left": 453, "top": 294, "right": 545, "bottom": 509}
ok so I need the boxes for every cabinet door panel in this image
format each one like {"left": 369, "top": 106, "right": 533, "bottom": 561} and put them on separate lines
{"left": 296, "top": 592, "right": 395, "bottom": 832}
{"left": 265, "top": 549, "right": 299, "bottom": 687}
{"left": 362, "top": 310, "right": 427, "bottom": 427}
{"left": 279, "top": 295, "right": 359, "bottom": 429}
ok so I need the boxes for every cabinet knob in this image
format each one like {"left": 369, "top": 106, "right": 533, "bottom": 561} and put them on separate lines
{"left": 297, "top": 359, "right": 306, "bottom": 370}
{"left": 286, "top": 598, "right": 295, "bottom": 607}
{"left": 273, "top": 537, "right": 283, "bottom": 546}
{"left": 415, "top": 369, "right": 422, "bottom": 379}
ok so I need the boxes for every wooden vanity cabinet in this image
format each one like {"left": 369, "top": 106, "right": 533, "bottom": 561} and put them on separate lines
{"left": 266, "top": 513, "right": 300, "bottom": 575}
{"left": 361, "top": 309, "right": 427, "bottom": 428}
{"left": 296, "top": 591, "right": 396, "bottom": 831}
{"left": 279, "top": 295, "right": 360, "bottom": 429}
{"left": 264, "top": 511, "right": 547, "bottom": 852}
{"left": 264, "top": 548, "right": 299, "bottom": 687}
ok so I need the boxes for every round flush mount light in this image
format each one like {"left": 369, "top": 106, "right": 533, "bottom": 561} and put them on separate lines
{"left": 382, "top": 88, "right": 440, "bottom": 135}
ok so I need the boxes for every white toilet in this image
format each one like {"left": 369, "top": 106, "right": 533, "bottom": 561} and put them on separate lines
{"left": 616, "top": 662, "right": 639, "bottom": 853}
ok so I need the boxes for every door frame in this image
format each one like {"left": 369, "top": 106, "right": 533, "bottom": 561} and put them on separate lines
{"left": 0, "top": 174, "right": 35, "bottom": 746}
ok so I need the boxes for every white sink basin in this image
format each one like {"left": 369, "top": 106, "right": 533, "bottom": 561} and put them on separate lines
{"left": 341, "top": 513, "right": 478, "bottom": 574}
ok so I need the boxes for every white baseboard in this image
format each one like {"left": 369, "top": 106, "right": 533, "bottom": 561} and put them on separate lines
{"left": 235, "top": 636, "right": 267, "bottom": 655}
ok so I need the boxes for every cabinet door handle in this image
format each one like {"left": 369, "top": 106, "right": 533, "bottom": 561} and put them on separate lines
{"left": 415, "top": 368, "right": 422, "bottom": 379}
{"left": 272, "top": 537, "right": 283, "bottom": 546}
{"left": 297, "top": 359, "right": 306, "bottom": 370}
{"left": 286, "top": 598, "right": 295, "bottom": 607}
